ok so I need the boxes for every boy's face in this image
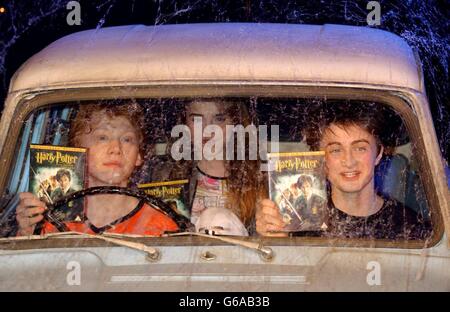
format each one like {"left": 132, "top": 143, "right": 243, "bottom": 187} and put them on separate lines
{"left": 50, "top": 177, "right": 58, "bottom": 189}
{"left": 77, "top": 112, "right": 143, "bottom": 187}
{"left": 58, "top": 175, "right": 71, "bottom": 190}
{"left": 320, "top": 123, "right": 382, "bottom": 196}
{"left": 300, "top": 181, "right": 312, "bottom": 199}
{"left": 290, "top": 184, "right": 300, "bottom": 197}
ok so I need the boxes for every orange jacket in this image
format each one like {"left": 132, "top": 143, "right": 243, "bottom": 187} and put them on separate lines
{"left": 41, "top": 202, "right": 179, "bottom": 236}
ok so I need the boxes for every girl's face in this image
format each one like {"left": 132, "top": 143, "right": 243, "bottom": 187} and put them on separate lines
{"left": 186, "top": 101, "right": 231, "bottom": 159}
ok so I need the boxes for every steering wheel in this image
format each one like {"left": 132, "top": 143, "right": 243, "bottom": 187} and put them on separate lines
{"left": 37, "top": 186, "right": 194, "bottom": 233}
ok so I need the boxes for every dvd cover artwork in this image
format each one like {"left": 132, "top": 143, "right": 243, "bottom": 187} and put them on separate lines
{"left": 29, "top": 144, "right": 87, "bottom": 222}
{"left": 138, "top": 179, "right": 190, "bottom": 219}
{"left": 267, "top": 151, "right": 328, "bottom": 232}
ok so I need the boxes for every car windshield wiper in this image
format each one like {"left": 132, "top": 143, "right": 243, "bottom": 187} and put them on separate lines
{"left": 98, "top": 231, "right": 274, "bottom": 261}
{"left": 0, "top": 232, "right": 160, "bottom": 261}
{"left": 0, "top": 231, "right": 274, "bottom": 262}
{"left": 165, "top": 231, "right": 275, "bottom": 261}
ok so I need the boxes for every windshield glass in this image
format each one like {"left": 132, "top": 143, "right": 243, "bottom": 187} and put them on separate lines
{"left": 0, "top": 98, "right": 434, "bottom": 244}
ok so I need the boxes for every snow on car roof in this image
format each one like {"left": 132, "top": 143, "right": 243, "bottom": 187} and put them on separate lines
{"left": 8, "top": 23, "right": 423, "bottom": 94}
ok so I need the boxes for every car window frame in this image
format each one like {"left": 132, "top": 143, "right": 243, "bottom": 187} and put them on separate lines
{"left": 0, "top": 84, "right": 445, "bottom": 250}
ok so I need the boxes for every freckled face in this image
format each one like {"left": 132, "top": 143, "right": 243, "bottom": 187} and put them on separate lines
{"left": 320, "top": 124, "right": 383, "bottom": 196}
{"left": 77, "top": 113, "right": 143, "bottom": 187}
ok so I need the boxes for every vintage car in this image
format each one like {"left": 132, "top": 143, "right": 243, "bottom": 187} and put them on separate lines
{"left": 0, "top": 23, "right": 448, "bottom": 291}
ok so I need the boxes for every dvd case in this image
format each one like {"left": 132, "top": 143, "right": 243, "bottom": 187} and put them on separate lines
{"left": 267, "top": 151, "right": 328, "bottom": 232}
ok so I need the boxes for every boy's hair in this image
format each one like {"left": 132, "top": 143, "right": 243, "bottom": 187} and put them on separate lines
{"left": 304, "top": 102, "right": 384, "bottom": 152}
{"left": 69, "top": 100, "right": 145, "bottom": 154}
{"left": 56, "top": 169, "right": 71, "bottom": 182}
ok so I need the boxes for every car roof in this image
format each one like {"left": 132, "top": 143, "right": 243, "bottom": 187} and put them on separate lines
{"left": 8, "top": 23, "right": 423, "bottom": 94}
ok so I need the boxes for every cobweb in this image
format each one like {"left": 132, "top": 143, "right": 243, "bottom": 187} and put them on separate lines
{"left": 0, "top": 0, "right": 448, "bottom": 159}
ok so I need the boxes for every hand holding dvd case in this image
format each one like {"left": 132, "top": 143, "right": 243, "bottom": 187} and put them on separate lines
{"left": 267, "top": 151, "right": 328, "bottom": 232}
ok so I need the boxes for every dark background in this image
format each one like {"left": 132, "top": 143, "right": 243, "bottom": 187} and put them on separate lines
{"left": 0, "top": 0, "right": 448, "bottom": 161}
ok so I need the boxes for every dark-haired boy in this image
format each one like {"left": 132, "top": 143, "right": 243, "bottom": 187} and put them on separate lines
{"left": 256, "top": 104, "right": 430, "bottom": 239}
{"left": 51, "top": 169, "right": 76, "bottom": 202}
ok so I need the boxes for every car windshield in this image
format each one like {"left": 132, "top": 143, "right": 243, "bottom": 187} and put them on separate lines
{"left": 0, "top": 97, "right": 435, "bottom": 244}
